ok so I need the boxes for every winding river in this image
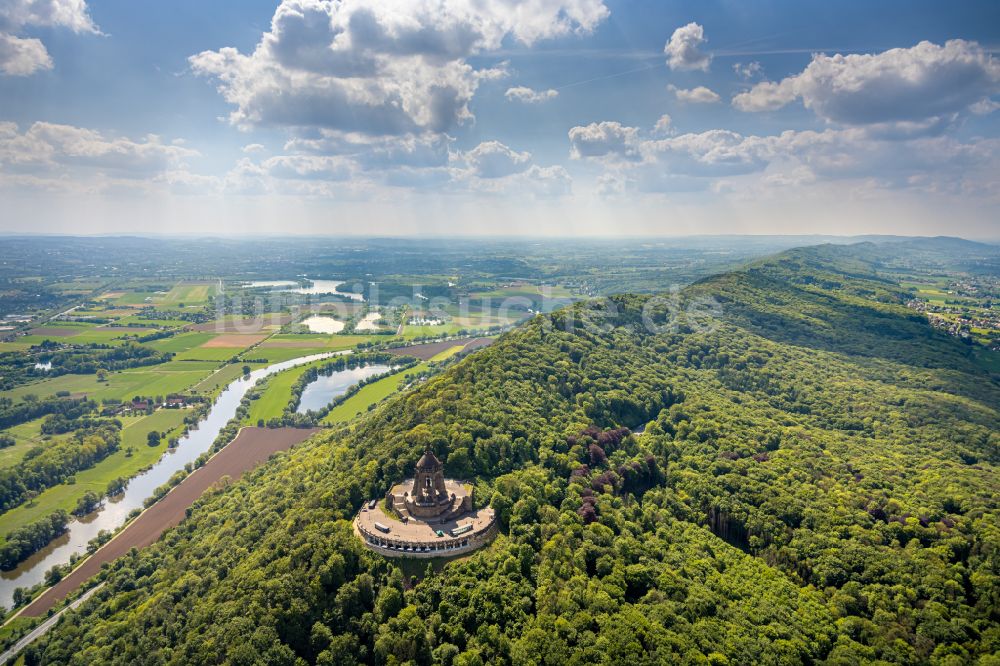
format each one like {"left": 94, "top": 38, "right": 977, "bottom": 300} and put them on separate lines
{"left": 0, "top": 351, "right": 350, "bottom": 609}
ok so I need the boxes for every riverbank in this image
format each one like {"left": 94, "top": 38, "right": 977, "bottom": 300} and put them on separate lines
{"left": 17, "top": 426, "right": 320, "bottom": 618}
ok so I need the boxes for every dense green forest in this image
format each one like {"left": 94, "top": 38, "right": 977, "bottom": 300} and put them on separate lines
{"left": 29, "top": 243, "right": 999, "bottom": 665}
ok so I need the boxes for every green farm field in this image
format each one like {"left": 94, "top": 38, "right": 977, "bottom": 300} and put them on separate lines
{"left": 189, "top": 362, "right": 253, "bottom": 396}
{"left": 161, "top": 282, "right": 214, "bottom": 305}
{"left": 48, "top": 280, "right": 108, "bottom": 293}
{"left": 254, "top": 334, "right": 385, "bottom": 362}
{"left": 153, "top": 360, "right": 221, "bottom": 373}
{"left": 17, "top": 327, "right": 145, "bottom": 347}
{"left": 400, "top": 323, "right": 468, "bottom": 339}
{"left": 261, "top": 333, "right": 381, "bottom": 347}
{"left": 143, "top": 332, "right": 216, "bottom": 354}
{"left": 0, "top": 418, "right": 55, "bottom": 469}
{"left": 246, "top": 347, "right": 333, "bottom": 363}
{"left": 5, "top": 366, "right": 215, "bottom": 403}
{"left": 244, "top": 363, "right": 319, "bottom": 425}
{"left": 67, "top": 328, "right": 152, "bottom": 344}
{"left": 112, "top": 291, "right": 160, "bottom": 306}
{"left": 114, "top": 315, "right": 190, "bottom": 328}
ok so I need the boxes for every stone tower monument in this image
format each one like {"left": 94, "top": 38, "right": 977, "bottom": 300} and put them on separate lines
{"left": 411, "top": 447, "right": 447, "bottom": 504}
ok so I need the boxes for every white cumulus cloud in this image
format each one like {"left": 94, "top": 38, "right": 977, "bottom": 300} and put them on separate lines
{"left": 0, "top": 0, "right": 98, "bottom": 33}
{"left": 669, "top": 85, "right": 720, "bottom": 104}
{"left": 567, "top": 114, "right": 1000, "bottom": 198}
{"left": 732, "top": 39, "right": 1000, "bottom": 127}
{"left": 0, "top": 33, "right": 50, "bottom": 75}
{"left": 462, "top": 140, "right": 532, "bottom": 178}
{"left": 1, "top": 122, "right": 197, "bottom": 174}
{"left": 664, "top": 22, "right": 710, "bottom": 71}
{"left": 971, "top": 98, "right": 1000, "bottom": 115}
{"left": 284, "top": 131, "right": 453, "bottom": 170}
{"left": 641, "top": 129, "right": 770, "bottom": 178}
{"left": 262, "top": 154, "right": 353, "bottom": 181}
{"left": 653, "top": 114, "right": 673, "bottom": 135}
{"left": 0, "top": 121, "right": 197, "bottom": 180}
{"left": 516, "top": 164, "right": 571, "bottom": 197}
{"left": 732, "top": 61, "right": 763, "bottom": 80}
{"left": 0, "top": 0, "right": 98, "bottom": 76}
{"left": 190, "top": 0, "right": 608, "bottom": 136}
{"left": 505, "top": 86, "right": 558, "bottom": 103}
{"left": 568, "top": 121, "right": 641, "bottom": 160}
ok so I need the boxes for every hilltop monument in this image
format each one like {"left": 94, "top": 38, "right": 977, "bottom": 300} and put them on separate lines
{"left": 354, "top": 447, "right": 495, "bottom": 558}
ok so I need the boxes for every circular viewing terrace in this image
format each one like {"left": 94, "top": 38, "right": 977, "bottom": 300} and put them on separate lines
{"left": 353, "top": 449, "right": 496, "bottom": 558}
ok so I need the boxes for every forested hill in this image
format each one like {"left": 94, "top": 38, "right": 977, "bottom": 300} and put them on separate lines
{"left": 33, "top": 244, "right": 999, "bottom": 665}
{"left": 693, "top": 243, "right": 994, "bottom": 377}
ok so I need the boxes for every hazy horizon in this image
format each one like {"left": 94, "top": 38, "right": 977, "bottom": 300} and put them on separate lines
{"left": 1, "top": 232, "right": 999, "bottom": 243}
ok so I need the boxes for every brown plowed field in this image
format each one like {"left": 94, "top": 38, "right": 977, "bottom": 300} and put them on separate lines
{"left": 97, "top": 326, "right": 153, "bottom": 333}
{"left": 461, "top": 337, "right": 495, "bottom": 354}
{"left": 20, "top": 427, "right": 321, "bottom": 617}
{"left": 200, "top": 333, "right": 269, "bottom": 348}
{"left": 26, "top": 328, "right": 77, "bottom": 337}
{"left": 192, "top": 314, "right": 294, "bottom": 333}
{"left": 388, "top": 336, "right": 495, "bottom": 360}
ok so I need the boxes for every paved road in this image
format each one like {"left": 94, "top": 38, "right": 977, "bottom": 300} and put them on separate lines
{"left": 0, "top": 583, "right": 104, "bottom": 664}
{"left": 18, "top": 427, "right": 320, "bottom": 618}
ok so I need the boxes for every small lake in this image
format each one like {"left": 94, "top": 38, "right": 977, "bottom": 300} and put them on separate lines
{"left": 297, "top": 364, "right": 391, "bottom": 413}
{"left": 241, "top": 280, "right": 298, "bottom": 289}
{"left": 290, "top": 279, "right": 364, "bottom": 301}
{"left": 241, "top": 279, "right": 365, "bottom": 302}
{"left": 354, "top": 312, "right": 382, "bottom": 331}
{"left": 301, "top": 315, "right": 344, "bottom": 334}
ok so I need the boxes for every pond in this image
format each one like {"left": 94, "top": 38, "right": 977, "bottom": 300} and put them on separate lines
{"left": 354, "top": 312, "right": 383, "bottom": 331}
{"left": 240, "top": 280, "right": 298, "bottom": 289}
{"left": 301, "top": 315, "right": 344, "bottom": 334}
{"left": 289, "top": 279, "right": 365, "bottom": 301}
{"left": 240, "top": 279, "right": 365, "bottom": 301}
{"left": 296, "top": 364, "right": 391, "bottom": 413}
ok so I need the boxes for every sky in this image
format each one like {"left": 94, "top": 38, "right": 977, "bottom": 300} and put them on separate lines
{"left": 0, "top": 0, "right": 998, "bottom": 238}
